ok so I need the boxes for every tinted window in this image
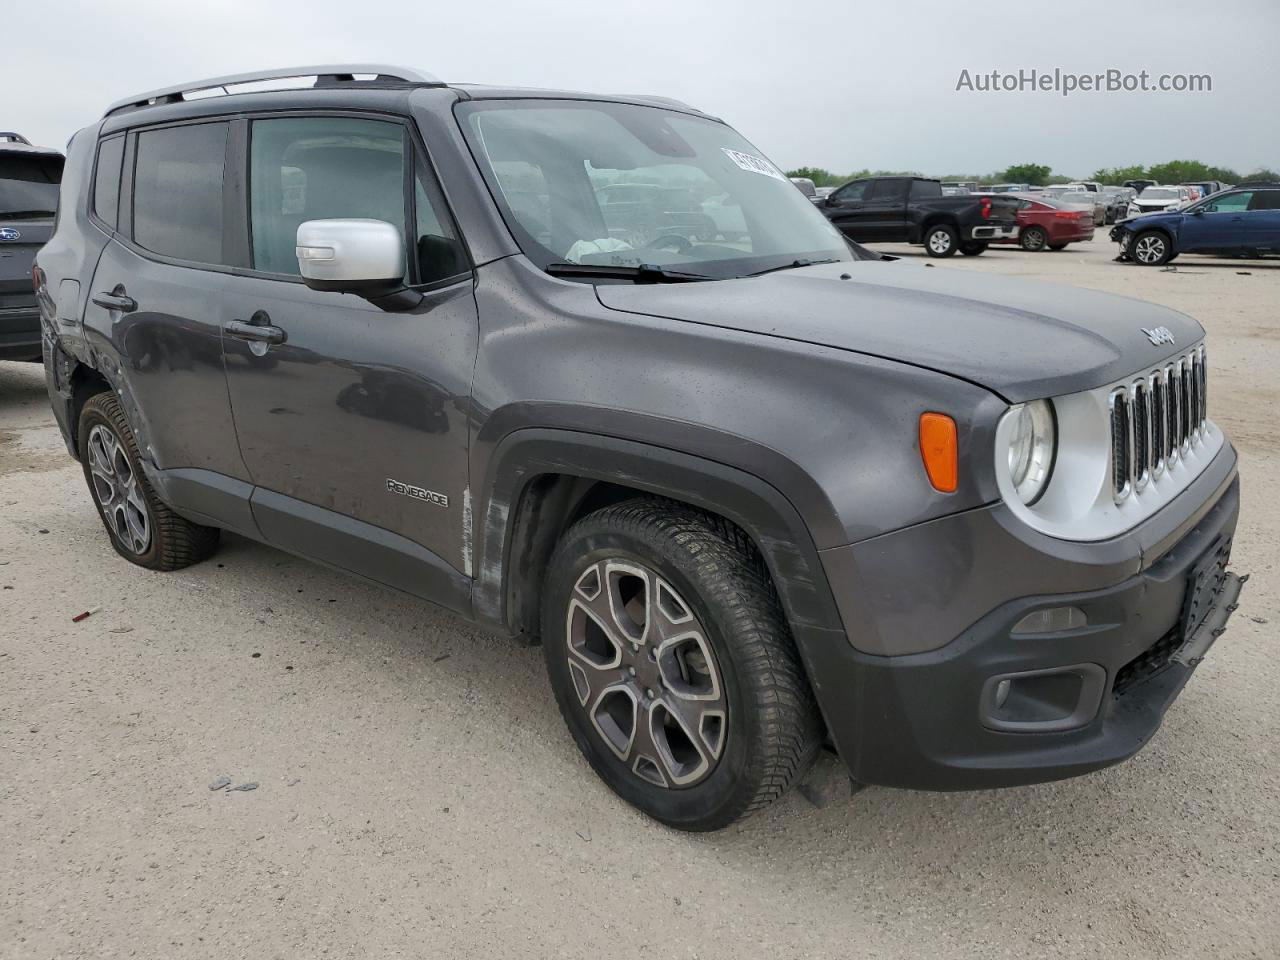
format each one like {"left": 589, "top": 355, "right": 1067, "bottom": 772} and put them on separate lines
{"left": 832, "top": 181, "right": 868, "bottom": 203}
{"left": 93, "top": 136, "right": 124, "bottom": 229}
{"left": 250, "top": 117, "right": 407, "bottom": 277}
{"left": 909, "top": 180, "right": 942, "bottom": 200}
{"left": 1248, "top": 191, "right": 1280, "bottom": 211}
{"left": 133, "top": 122, "right": 228, "bottom": 264}
{"left": 0, "top": 151, "right": 63, "bottom": 218}
{"left": 868, "top": 179, "right": 908, "bottom": 202}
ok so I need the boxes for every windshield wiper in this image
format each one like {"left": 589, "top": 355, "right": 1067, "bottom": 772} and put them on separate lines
{"left": 544, "top": 262, "right": 716, "bottom": 283}
{"left": 743, "top": 258, "right": 840, "bottom": 278}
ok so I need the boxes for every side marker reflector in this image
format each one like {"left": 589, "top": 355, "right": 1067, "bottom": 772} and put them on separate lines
{"left": 919, "top": 412, "right": 958, "bottom": 493}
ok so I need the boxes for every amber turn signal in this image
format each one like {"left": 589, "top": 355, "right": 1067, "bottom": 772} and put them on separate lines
{"left": 919, "top": 412, "right": 958, "bottom": 493}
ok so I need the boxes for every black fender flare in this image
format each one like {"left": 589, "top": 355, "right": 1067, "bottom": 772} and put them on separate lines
{"left": 471, "top": 427, "right": 848, "bottom": 648}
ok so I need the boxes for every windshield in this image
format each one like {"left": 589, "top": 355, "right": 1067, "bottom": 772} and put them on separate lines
{"left": 1139, "top": 188, "right": 1178, "bottom": 200}
{"left": 0, "top": 152, "right": 62, "bottom": 217}
{"left": 457, "top": 99, "right": 855, "bottom": 279}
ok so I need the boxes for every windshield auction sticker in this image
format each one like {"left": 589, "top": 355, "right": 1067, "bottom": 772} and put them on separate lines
{"left": 721, "top": 148, "right": 787, "bottom": 181}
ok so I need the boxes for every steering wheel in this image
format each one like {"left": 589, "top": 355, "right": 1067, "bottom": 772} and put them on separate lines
{"left": 640, "top": 233, "right": 694, "bottom": 253}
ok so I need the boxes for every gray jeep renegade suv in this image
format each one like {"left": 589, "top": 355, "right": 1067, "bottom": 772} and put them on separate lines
{"left": 36, "top": 65, "right": 1244, "bottom": 830}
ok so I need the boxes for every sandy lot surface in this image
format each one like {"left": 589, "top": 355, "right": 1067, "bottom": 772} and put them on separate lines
{"left": 2, "top": 236, "right": 1278, "bottom": 959}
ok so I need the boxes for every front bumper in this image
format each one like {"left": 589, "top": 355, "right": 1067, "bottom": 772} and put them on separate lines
{"left": 808, "top": 446, "right": 1242, "bottom": 790}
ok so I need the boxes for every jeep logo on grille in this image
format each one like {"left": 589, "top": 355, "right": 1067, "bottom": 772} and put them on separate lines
{"left": 386, "top": 477, "right": 449, "bottom": 508}
{"left": 0, "top": 227, "right": 21, "bottom": 242}
{"left": 1142, "top": 326, "right": 1176, "bottom": 346}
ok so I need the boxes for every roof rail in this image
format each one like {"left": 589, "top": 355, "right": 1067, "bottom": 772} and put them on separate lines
{"left": 104, "top": 64, "right": 442, "bottom": 117}
{"left": 0, "top": 131, "right": 32, "bottom": 144}
{"left": 615, "top": 94, "right": 704, "bottom": 114}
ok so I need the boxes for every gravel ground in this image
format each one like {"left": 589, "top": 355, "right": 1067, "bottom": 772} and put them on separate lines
{"left": 2, "top": 236, "right": 1278, "bottom": 959}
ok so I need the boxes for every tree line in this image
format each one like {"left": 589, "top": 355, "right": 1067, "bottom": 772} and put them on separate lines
{"left": 786, "top": 161, "right": 1279, "bottom": 188}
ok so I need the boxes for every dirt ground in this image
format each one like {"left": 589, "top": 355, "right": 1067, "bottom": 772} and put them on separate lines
{"left": 2, "top": 236, "right": 1278, "bottom": 959}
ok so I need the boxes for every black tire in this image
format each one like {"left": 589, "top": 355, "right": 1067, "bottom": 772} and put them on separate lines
{"left": 923, "top": 223, "right": 959, "bottom": 258}
{"left": 1020, "top": 226, "right": 1049, "bottom": 252}
{"left": 541, "top": 498, "right": 822, "bottom": 831}
{"left": 78, "top": 391, "right": 220, "bottom": 570}
{"left": 1048, "top": 243, "right": 1068, "bottom": 251}
{"left": 959, "top": 242, "right": 987, "bottom": 256}
{"left": 1131, "top": 230, "right": 1174, "bottom": 265}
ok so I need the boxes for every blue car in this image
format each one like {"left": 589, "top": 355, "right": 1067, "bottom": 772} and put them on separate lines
{"left": 1110, "top": 183, "right": 1280, "bottom": 265}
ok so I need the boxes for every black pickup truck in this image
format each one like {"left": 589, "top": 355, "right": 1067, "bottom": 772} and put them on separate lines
{"left": 818, "top": 176, "right": 1020, "bottom": 257}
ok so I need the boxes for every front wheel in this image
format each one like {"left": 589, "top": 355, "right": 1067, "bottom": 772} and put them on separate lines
{"left": 924, "top": 224, "right": 959, "bottom": 257}
{"left": 541, "top": 499, "right": 822, "bottom": 831}
{"left": 1131, "top": 230, "right": 1174, "bottom": 265}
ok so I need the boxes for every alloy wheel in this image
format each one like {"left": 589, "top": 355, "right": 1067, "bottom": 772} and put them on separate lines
{"left": 86, "top": 423, "right": 151, "bottom": 554}
{"left": 927, "top": 230, "right": 952, "bottom": 254}
{"left": 1134, "top": 235, "right": 1167, "bottom": 264}
{"left": 565, "top": 559, "right": 726, "bottom": 788}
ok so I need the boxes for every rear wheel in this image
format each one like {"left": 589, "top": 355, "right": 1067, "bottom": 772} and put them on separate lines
{"left": 78, "top": 392, "right": 220, "bottom": 570}
{"left": 1020, "top": 226, "right": 1048, "bottom": 251}
{"left": 959, "top": 242, "right": 987, "bottom": 256}
{"left": 1132, "top": 230, "right": 1174, "bottom": 265}
{"left": 924, "top": 224, "right": 959, "bottom": 258}
{"left": 541, "top": 498, "right": 822, "bottom": 831}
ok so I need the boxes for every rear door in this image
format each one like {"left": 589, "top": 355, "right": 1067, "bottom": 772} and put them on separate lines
{"left": 83, "top": 120, "right": 253, "bottom": 523}
{"left": 1247, "top": 189, "right": 1280, "bottom": 251}
{"left": 220, "top": 113, "right": 477, "bottom": 602}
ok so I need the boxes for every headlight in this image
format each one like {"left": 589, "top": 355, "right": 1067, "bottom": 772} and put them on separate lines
{"left": 1006, "top": 400, "right": 1056, "bottom": 505}
{"left": 1127, "top": 203, "right": 1140, "bottom": 215}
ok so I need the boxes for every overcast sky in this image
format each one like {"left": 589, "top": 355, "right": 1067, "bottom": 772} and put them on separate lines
{"left": 5, "top": 0, "right": 1277, "bottom": 178}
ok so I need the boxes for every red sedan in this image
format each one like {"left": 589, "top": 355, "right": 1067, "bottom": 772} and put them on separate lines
{"left": 986, "top": 195, "right": 1095, "bottom": 251}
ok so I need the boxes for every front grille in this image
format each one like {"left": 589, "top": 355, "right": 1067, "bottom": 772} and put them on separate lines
{"left": 1110, "top": 346, "right": 1208, "bottom": 500}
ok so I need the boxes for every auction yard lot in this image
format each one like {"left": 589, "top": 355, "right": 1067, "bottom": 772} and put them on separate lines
{"left": 2, "top": 236, "right": 1278, "bottom": 959}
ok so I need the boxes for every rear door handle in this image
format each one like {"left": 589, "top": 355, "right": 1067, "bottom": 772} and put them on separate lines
{"left": 224, "top": 319, "right": 286, "bottom": 344}
{"left": 92, "top": 291, "right": 137, "bottom": 313}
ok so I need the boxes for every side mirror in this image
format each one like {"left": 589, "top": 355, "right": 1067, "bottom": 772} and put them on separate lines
{"left": 1190, "top": 207, "right": 1205, "bottom": 215}
{"left": 296, "top": 219, "right": 420, "bottom": 310}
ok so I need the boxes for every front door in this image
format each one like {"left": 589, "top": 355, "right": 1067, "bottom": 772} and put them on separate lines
{"left": 220, "top": 114, "right": 477, "bottom": 603}
{"left": 1178, "top": 190, "right": 1252, "bottom": 253}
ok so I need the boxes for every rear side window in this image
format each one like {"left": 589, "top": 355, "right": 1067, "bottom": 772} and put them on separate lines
{"left": 1249, "top": 191, "right": 1280, "bottom": 211}
{"left": 132, "top": 122, "right": 229, "bottom": 265}
{"left": 93, "top": 136, "right": 124, "bottom": 229}
{"left": 909, "top": 180, "right": 942, "bottom": 200}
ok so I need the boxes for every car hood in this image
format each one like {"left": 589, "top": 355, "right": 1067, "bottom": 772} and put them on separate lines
{"left": 595, "top": 260, "right": 1203, "bottom": 402}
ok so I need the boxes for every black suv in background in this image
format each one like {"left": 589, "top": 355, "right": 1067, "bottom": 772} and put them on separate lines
{"left": 1, "top": 133, "right": 63, "bottom": 361}
{"left": 37, "top": 66, "right": 1243, "bottom": 830}
{"left": 817, "top": 175, "right": 1020, "bottom": 256}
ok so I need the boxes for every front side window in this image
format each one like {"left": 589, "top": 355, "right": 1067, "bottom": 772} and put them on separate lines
{"left": 458, "top": 100, "right": 853, "bottom": 278}
{"left": 249, "top": 116, "right": 407, "bottom": 277}
{"left": 133, "top": 122, "right": 228, "bottom": 264}
{"left": 1200, "top": 191, "right": 1252, "bottom": 213}
{"left": 832, "top": 180, "right": 869, "bottom": 204}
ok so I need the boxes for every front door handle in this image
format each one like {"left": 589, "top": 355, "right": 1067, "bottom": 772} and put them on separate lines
{"left": 224, "top": 319, "right": 286, "bottom": 345}
{"left": 92, "top": 290, "right": 137, "bottom": 313}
